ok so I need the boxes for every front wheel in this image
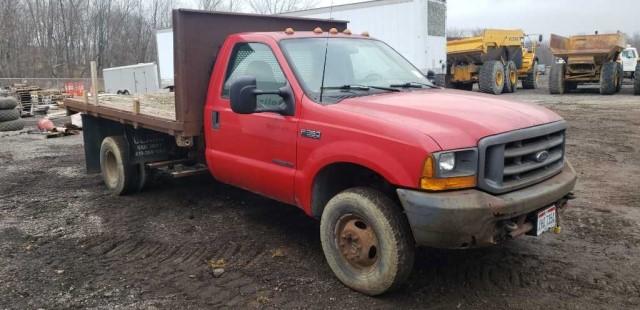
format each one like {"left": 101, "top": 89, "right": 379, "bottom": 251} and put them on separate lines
{"left": 320, "top": 187, "right": 415, "bottom": 296}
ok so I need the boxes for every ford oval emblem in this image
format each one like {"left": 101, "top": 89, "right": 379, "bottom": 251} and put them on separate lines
{"left": 535, "top": 150, "right": 550, "bottom": 163}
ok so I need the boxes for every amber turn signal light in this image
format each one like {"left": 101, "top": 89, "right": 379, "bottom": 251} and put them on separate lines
{"left": 420, "top": 157, "right": 476, "bottom": 191}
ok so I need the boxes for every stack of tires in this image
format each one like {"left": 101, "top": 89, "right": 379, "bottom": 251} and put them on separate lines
{"left": 0, "top": 95, "right": 25, "bottom": 132}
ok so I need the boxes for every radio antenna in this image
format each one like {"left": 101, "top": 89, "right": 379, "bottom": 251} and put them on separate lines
{"left": 318, "top": 0, "right": 334, "bottom": 102}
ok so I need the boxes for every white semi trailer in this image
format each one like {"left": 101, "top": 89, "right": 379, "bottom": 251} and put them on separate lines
{"left": 282, "top": 0, "right": 447, "bottom": 75}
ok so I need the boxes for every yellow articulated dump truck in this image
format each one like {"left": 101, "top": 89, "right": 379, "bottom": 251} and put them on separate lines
{"left": 446, "top": 29, "right": 541, "bottom": 95}
{"left": 549, "top": 32, "right": 626, "bottom": 95}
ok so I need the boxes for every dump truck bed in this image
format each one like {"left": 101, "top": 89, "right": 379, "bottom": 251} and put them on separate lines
{"left": 447, "top": 29, "right": 524, "bottom": 65}
{"left": 65, "top": 9, "right": 346, "bottom": 138}
{"left": 550, "top": 33, "right": 626, "bottom": 58}
{"left": 447, "top": 29, "right": 523, "bottom": 55}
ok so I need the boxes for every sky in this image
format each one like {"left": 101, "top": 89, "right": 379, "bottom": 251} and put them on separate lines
{"left": 318, "top": 0, "right": 640, "bottom": 37}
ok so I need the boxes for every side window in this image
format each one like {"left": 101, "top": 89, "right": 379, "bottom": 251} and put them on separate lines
{"left": 223, "top": 43, "right": 287, "bottom": 109}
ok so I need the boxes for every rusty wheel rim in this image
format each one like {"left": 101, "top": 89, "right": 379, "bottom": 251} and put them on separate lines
{"left": 335, "top": 214, "right": 379, "bottom": 270}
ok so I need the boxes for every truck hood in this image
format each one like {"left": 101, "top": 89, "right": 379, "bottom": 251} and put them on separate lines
{"left": 333, "top": 89, "right": 563, "bottom": 150}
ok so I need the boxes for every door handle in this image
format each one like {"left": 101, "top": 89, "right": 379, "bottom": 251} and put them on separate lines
{"left": 212, "top": 111, "right": 220, "bottom": 129}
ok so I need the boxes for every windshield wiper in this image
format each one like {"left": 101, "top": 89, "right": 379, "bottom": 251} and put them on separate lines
{"left": 389, "top": 81, "right": 438, "bottom": 89}
{"left": 322, "top": 84, "right": 400, "bottom": 92}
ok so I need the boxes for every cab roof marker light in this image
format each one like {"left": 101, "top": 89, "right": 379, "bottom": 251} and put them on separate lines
{"left": 343, "top": 29, "right": 352, "bottom": 35}
{"left": 313, "top": 27, "right": 323, "bottom": 34}
{"left": 284, "top": 28, "right": 294, "bottom": 35}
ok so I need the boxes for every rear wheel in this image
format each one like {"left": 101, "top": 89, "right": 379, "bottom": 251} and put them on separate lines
{"left": 320, "top": 187, "right": 415, "bottom": 296}
{"left": 635, "top": 63, "right": 640, "bottom": 95}
{"left": 502, "top": 61, "right": 518, "bottom": 93}
{"left": 478, "top": 60, "right": 505, "bottom": 95}
{"left": 600, "top": 61, "right": 618, "bottom": 95}
{"left": 522, "top": 61, "right": 539, "bottom": 89}
{"left": 100, "top": 136, "right": 141, "bottom": 195}
{"left": 549, "top": 63, "right": 566, "bottom": 94}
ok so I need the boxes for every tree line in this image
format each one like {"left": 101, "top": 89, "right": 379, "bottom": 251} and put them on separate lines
{"left": 0, "top": 0, "right": 316, "bottom": 79}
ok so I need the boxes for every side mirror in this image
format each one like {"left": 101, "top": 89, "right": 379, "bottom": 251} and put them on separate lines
{"left": 426, "top": 70, "right": 435, "bottom": 81}
{"left": 229, "top": 76, "right": 294, "bottom": 116}
{"left": 538, "top": 34, "right": 543, "bottom": 42}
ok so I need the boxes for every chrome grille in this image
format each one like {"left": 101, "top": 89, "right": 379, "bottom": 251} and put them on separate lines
{"left": 478, "top": 121, "right": 566, "bottom": 194}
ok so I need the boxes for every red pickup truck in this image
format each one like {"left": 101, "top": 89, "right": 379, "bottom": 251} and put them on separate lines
{"left": 65, "top": 10, "right": 577, "bottom": 295}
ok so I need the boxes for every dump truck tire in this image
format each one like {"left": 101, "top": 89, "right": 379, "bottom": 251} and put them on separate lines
{"left": 616, "top": 63, "right": 623, "bottom": 92}
{"left": 549, "top": 63, "right": 565, "bottom": 94}
{"left": 635, "top": 63, "right": 640, "bottom": 95}
{"left": 522, "top": 61, "right": 539, "bottom": 89}
{"left": 600, "top": 62, "right": 618, "bottom": 95}
{"left": 0, "top": 108, "right": 20, "bottom": 122}
{"left": 478, "top": 61, "right": 505, "bottom": 95}
{"left": 0, "top": 97, "right": 18, "bottom": 110}
{"left": 503, "top": 61, "right": 518, "bottom": 93}
{"left": 0, "top": 118, "right": 25, "bottom": 132}
{"left": 100, "top": 136, "right": 141, "bottom": 196}
{"left": 320, "top": 187, "right": 415, "bottom": 296}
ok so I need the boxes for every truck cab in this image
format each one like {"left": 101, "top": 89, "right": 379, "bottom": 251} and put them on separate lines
{"left": 619, "top": 46, "right": 638, "bottom": 78}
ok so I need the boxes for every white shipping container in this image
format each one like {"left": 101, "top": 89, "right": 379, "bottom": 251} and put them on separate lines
{"left": 103, "top": 63, "right": 160, "bottom": 95}
{"left": 282, "top": 0, "right": 447, "bottom": 74}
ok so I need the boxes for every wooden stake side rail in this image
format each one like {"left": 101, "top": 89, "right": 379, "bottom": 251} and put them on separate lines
{"left": 64, "top": 97, "right": 186, "bottom": 136}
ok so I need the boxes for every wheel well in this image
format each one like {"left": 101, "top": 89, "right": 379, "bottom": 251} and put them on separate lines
{"left": 311, "top": 163, "right": 398, "bottom": 219}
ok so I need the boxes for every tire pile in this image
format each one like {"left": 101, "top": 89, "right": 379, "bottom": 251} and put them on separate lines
{"left": 0, "top": 95, "right": 25, "bottom": 132}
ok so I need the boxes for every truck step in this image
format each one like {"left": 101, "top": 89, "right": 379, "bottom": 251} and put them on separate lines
{"left": 169, "top": 166, "right": 209, "bottom": 178}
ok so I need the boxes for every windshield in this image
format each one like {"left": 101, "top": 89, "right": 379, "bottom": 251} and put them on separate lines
{"left": 280, "top": 38, "right": 433, "bottom": 103}
{"left": 622, "top": 49, "right": 637, "bottom": 59}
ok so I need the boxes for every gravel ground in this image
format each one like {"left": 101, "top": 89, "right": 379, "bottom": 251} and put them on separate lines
{"left": 1, "top": 78, "right": 639, "bottom": 309}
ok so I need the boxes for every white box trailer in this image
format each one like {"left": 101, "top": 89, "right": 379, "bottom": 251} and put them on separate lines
{"left": 156, "top": 29, "right": 174, "bottom": 88}
{"left": 103, "top": 63, "right": 160, "bottom": 95}
{"left": 282, "top": 0, "right": 447, "bottom": 74}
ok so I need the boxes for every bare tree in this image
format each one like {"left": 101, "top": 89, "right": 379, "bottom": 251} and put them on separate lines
{"left": 248, "top": 0, "right": 317, "bottom": 14}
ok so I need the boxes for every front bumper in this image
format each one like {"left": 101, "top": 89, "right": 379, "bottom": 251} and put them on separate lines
{"left": 397, "top": 161, "right": 577, "bottom": 249}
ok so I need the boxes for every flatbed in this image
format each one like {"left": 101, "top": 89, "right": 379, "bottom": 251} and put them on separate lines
{"left": 64, "top": 9, "right": 346, "bottom": 140}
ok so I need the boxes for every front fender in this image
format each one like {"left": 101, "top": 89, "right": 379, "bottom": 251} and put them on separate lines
{"left": 294, "top": 138, "right": 439, "bottom": 215}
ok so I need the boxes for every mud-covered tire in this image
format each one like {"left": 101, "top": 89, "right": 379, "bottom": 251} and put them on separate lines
{"left": 522, "top": 61, "right": 539, "bottom": 89}
{"left": 478, "top": 60, "right": 505, "bottom": 95}
{"left": 600, "top": 61, "right": 618, "bottom": 95}
{"left": 100, "top": 136, "right": 141, "bottom": 196}
{"left": 549, "top": 63, "right": 566, "bottom": 94}
{"left": 320, "top": 187, "right": 415, "bottom": 296}
{"left": 635, "top": 63, "right": 640, "bottom": 95}
{"left": 503, "top": 61, "right": 518, "bottom": 93}
{"left": 0, "top": 108, "right": 20, "bottom": 122}
{"left": 0, "top": 118, "right": 25, "bottom": 132}
{"left": 0, "top": 96, "right": 18, "bottom": 110}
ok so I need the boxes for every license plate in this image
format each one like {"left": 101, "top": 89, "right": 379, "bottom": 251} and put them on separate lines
{"left": 535, "top": 206, "right": 557, "bottom": 236}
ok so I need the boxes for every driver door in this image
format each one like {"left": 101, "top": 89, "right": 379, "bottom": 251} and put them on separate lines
{"left": 207, "top": 41, "right": 298, "bottom": 204}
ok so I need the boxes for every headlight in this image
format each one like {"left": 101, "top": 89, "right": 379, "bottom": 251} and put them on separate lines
{"left": 438, "top": 152, "right": 456, "bottom": 171}
{"left": 420, "top": 148, "right": 478, "bottom": 191}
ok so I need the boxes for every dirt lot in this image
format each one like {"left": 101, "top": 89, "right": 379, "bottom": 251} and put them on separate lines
{"left": 1, "top": 80, "right": 639, "bottom": 309}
